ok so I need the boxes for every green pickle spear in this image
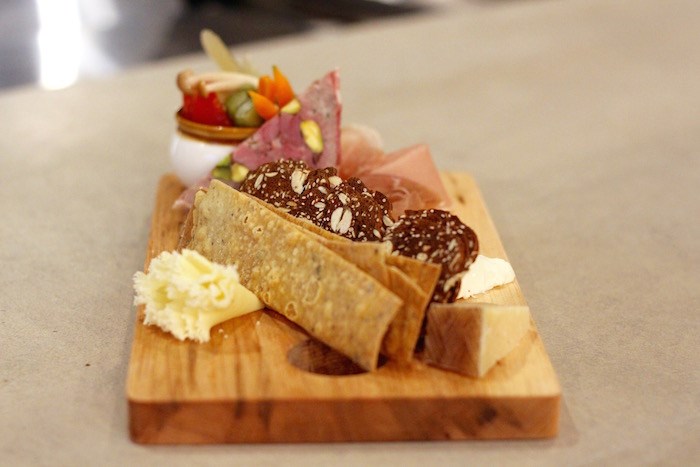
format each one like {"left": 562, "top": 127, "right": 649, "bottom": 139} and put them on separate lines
{"left": 234, "top": 99, "right": 263, "bottom": 127}
{"left": 224, "top": 86, "right": 262, "bottom": 127}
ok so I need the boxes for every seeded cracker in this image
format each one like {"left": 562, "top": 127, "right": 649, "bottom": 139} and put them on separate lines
{"left": 187, "top": 180, "right": 402, "bottom": 371}
{"left": 247, "top": 192, "right": 352, "bottom": 244}
{"left": 292, "top": 178, "right": 390, "bottom": 241}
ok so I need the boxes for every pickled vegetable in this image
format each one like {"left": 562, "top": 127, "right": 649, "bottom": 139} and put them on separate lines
{"left": 182, "top": 92, "right": 231, "bottom": 126}
{"left": 223, "top": 86, "right": 262, "bottom": 127}
{"left": 248, "top": 91, "right": 279, "bottom": 120}
{"left": 234, "top": 99, "right": 263, "bottom": 127}
{"left": 224, "top": 86, "right": 253, "bottom": 119}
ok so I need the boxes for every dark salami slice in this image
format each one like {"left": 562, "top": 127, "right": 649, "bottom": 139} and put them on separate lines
{"left": 384, "top": 209, "right": 479, "bottom": 303}
{"left": 239, "top": 160, "right": 309, "bottom": 212}
{"left": 241, "top": 160, "right": 391, "bottom": 242}
{"left": 291, "top": 178, "right": 388, "bottom": 242}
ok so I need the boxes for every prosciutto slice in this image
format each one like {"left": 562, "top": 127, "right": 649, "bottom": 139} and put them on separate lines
{"left": 172, "top": 173, "right": 243, "bottom": 211}
{"left": 172, "top": 173, "right": 212, "bottom": 211}
{"left": 339, "top": 125, "right": 451, "bottom": 217}
{"left": 233, "top": 69, "right": 342, "bottom": 170}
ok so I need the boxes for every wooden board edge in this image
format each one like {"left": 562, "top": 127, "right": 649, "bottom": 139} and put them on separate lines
{"left": 129, "top": 393, "right": 560, "bottom": 444}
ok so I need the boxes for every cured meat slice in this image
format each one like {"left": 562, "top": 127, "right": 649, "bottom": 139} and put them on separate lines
{"left": 239, "top": 159, "right": 309, "bottom": 212}
{"left": 241, "top": 160, "right": 391, "bottom": 242}
{"left": 384, "top": 209, "right": 479, "bottom": 303}
{"left": 339, "top": 126, "right": 451, "bottom": 217}
{"left": 338, "top": 124, "right": 384, "bottom": 180}
{"left": 172, "top": 173, "right": 213, "bottom": 211}
{"left": 233, "top": 70, "right": 342, "bottom": 171}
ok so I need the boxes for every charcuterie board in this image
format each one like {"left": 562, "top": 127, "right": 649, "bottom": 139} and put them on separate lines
{"left": 126, "top": 172, "right": 560, "bottom": 444}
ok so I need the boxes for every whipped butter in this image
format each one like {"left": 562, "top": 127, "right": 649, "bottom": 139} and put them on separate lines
{"left": 458, "top": 255, "right": 515, "bottom": 299}
{"left": 133, "top": 249, "right": 263, "bottom": 342}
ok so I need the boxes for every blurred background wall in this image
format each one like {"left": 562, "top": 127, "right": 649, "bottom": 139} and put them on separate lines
{"left": 1, "top": 0, "right": 474, "bottom": 90}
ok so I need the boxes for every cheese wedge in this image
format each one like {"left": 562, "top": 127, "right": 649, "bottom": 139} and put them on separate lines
{"left": 423, "top": 302, "right": 531, "bottom": 377}
{"left": 133, "top": 249, "right": 264, "bottom": 342}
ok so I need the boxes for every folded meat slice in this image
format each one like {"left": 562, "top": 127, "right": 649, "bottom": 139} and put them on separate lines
{"left": 339, "top": 126, "right": 451, "bottom": 217}
{"left": 233, "top": 69, "right": 342, "bottom": 171}
{"left": 172, "top": 173, "right": 241, "bottom": 212}
{"left": 172, "top": 173, "right": 212, "bottom": 211}
{"left": 338, "top": 124, "right": 385, "bottom": 180}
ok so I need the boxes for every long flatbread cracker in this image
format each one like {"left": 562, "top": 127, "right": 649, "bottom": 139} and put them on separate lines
{"left": 187, "top": 180, "right": 401, "bottom": 371}
{"left": 319, "top": 240, "right": 390, "bottom": 286}
{"left": 248, "top": 194, "right": 441, "bottom": 362}
{"left": 381, "top": 266, "right": 431, "bottom": 362}
{"left": 386, "top": 254, "right": 441, "bottom": 298}
{"left": 320, "top": 240, "right": 430, "bottom": 362}
{"left": 181, "top": 182, "right": 441, "bottom": 363}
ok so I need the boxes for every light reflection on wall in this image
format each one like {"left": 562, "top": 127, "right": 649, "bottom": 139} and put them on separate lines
{"left": 33, "top": 0, "right": 175, "bottom": 91}
{"left": 35, "top": 0, "right": 83, "bottom": 90}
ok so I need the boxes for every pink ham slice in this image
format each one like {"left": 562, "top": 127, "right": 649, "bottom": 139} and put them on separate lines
{"left": 338, "top": 124, "right": 384, "bottom": 180}
{"left": 172, "top": 173, "right": 212, "bottom": 211}
{"left": 232, "top": 69, "right": 342, "bottom": 170}
{"left": 339, "top": 125, "right": 451, "bottom": 218}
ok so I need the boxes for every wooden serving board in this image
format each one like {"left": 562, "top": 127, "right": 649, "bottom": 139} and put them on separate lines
{"left": 126, "top": 172, "right": 561, "bottom": 444}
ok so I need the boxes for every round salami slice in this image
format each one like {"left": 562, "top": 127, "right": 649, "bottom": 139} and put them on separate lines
{"left": 290, "top": 174, "right": 391, "bottom": 241}
{"left": 239, "top": 160, "right": 309, "bottom": 212}
{"left": 384, "top": 209, "right": 479, "bottom": 303}
{"left": 298, "top": 167, "right": 342, "bottom": 204}
{"left": 343, "top": 177, "right": 393, "bottom": 241}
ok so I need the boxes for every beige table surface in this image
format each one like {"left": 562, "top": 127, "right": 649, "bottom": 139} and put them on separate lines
{"left": 2, "top": 0, "right": 699, "bottom": 465}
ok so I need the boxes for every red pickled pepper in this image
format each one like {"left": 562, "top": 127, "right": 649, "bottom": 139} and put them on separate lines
{"left": 179, "top": 66, "right": 295, "bottom": 125}
{"left": 181, "top": 92, "right": 231, "bottom": 126}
